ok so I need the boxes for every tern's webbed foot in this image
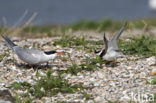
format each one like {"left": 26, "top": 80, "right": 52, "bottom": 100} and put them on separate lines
{"left": 105, "top": 60, "right": 118, "bottom": 67}
{"left": 29, "top": 65, "right": 40, "bottom": 70}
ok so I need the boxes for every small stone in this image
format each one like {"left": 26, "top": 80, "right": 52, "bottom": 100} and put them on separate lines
{"left": 146, "top": 56, "right": 156, "bottom": 65}
{"left": 0, "top": 90, "right": 15, "bottom": 103}
{"left": 97, "top": 72, "right": 104, "bottom": 79}
{"left": 89, "top": 78, "right": 95, "bottom": 83}
{"left": 87, "top": 100, "right": 94, "bottom": 103}
{"left": 10, "top": 66, "right": 16, "bottom": 71}
{"left": 43, "top": 97, "right": 51, "bottom": 103}
{"left": 94, "top": 96, "right": 102, "bottom": 102}
{"left": 151, "top": 68, "right": 156, "bottom": 75}
{"left": 150, "top": 72, "right": 156, "bottom": 76}
{"left": 139, "top": 72, "right": 146, "bottom": 78}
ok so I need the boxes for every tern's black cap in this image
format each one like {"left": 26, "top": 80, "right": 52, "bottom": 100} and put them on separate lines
{"left": 44, "top": 50, "right": 57, "bottom": 55}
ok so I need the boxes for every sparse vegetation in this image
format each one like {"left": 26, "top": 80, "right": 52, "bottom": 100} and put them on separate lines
{"left": 151, "top": 78, "right": 156, "bottom": 85}
{"left": 67, "top": 18, "right": 156, "bottom": 32}
{"left": 107, "top": 101, "right": 119, "bottom": 103}
{"left": 10, "top": 70, "right": 84, "bottom": 102}
{"left": 0, "top": 52, "right": 9, "bottom": 62}
{"left": 54, "top": 35, "right": 87, "bottom": 47}
{"left": 15, "top": 93, "right": 32, "bottom": 103}
{"left": 68, "top": 19, "right": 124, "bottom": 32}
{"left": 54, "top": 35, "right": 103, "bottom": 52}
{"left": 119, "top": 34, "right": 156, "bottom": 56}
{"left": 54, "top": 35, "right": 103, "bottom": 47}
{"left": 57, "top": 101, "right": 69, "bottom": 103}
{"left": 10, "top": 81, "right": 31, "bottom": 90}
{"left": 60, "top": 54, "right": 105, "bottom": 75}
{"left": 2, "top": 17, "right": 156, "bottom": 37}
{"left": 81, "top": 91, "right": 94, "bottom": 100}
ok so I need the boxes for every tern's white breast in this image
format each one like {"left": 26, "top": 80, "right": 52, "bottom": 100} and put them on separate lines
{"left": 103, "top": 50, "right": 122, "bottom": 61}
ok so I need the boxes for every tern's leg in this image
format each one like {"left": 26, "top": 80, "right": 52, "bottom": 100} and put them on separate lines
{"left": 46, "top": 62, "right": 49, "bottom": 66}
{"left": 115, "top": 59, "right": 118, "bottom": 63}
{"left": 109, "top": 61, "right": 115, "bottom": 65}
{"left": 109, "top": 59, "right": 118, "bottom": 64}
{"left": 45, "top": 62, "right": 50, "bottom": 69}
{"left": 30, "top": 65, "right": 40, "bottom": 70}
{"left": 29, "top": 64, "right": 36, "bottom": 69}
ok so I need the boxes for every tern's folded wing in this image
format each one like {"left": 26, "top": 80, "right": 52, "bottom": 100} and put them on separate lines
{"left": 14, "top": 47, "right": 42, "bottom": 64}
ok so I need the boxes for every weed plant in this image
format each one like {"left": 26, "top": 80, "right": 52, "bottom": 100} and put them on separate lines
{"left": 119, "top": 35, "right": 156, "bottom": 57}
{"left": 10, "top": 70, "right": 83, "bottom": 102}
{"left": 151, "top": 79, "right": 156, "bottom": 85}
{"left": 0, "top": 52, "right": 9, "bottom": 62}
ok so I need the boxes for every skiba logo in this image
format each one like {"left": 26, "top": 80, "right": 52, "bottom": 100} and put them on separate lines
{"left": 130, "top": 92, "right": 154, "bottom": 102}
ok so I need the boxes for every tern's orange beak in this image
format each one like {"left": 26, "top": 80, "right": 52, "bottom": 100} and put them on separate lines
{"left": 57, "top": 52, "right": 63, "bottom": 55}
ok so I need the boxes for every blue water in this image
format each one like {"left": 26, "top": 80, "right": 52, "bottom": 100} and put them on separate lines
{"left": 0, "top": 0, "right": 155, "bottom": 25}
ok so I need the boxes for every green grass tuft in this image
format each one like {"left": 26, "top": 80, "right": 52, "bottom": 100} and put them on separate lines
{"left": 82, "top": 92, "right": 93, "bottom": 100}
{"left": 107, "top": 101, "right": 119, "bottom": 103}
{"left": 0, "top": 52, "right": 9, "bottom": 62}
{"left": 10, "top": 81, "right": 31, "bottom": 90}
{"left": 15, "top": 93, "right": 32, "bottom": 103}
{"left": 151, "top": 79, "right": 156, "bottom": 85}
{"left": 119, "top": 35, "right": 156, "bottom": 56}
{"left": 57, "top": 101, "right": 69, "bottom": 103}
{"left": 54, "top": 35, "right": 86, "bottom": 47}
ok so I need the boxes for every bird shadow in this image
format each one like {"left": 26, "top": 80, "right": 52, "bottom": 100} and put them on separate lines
{"left": 15, "top": 63, "right": 65, "bottom": 70}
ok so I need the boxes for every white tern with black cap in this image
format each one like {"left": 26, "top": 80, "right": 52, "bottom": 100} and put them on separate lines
{"left": 1, "top": 35, "right": 63, "bottom": 65}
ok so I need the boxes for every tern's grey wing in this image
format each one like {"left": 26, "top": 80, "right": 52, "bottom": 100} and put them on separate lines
{"left": 108, "top": 22, "right": 127, "bottom": 51}
{"left": 108, "top": 39, "right": 119, "bottom": 51}
{"left": 14, "top": 47, "right": 43, "bottom": 64}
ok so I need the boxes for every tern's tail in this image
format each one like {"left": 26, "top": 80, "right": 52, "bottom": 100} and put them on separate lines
{"left": 1, "top": 35, "right": 17, "bottom": 48}
{"left": 113, "top": 22, "right": 127, "bottom": 40}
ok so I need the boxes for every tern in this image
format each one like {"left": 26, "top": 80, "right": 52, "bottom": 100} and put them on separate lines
{"left": 1, "top": 35, "right": 63, "bottom": 65}
{"left": 94, "top": 22, "right": 127, "bottom": 61}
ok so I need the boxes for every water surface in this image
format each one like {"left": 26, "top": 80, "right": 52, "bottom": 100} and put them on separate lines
{"left": 0, "top": 0, "right": 155, "bottom": 25}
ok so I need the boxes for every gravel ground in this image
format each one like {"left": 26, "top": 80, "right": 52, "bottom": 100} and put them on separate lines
{"left": 0, "top": 36, "right": 156, "bottom": 103}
